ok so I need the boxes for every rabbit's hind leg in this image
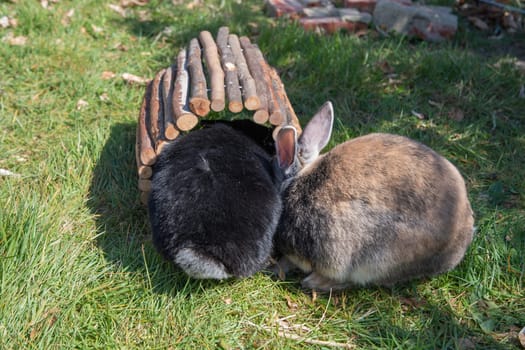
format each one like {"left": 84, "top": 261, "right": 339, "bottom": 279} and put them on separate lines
{"left": 301, "top": 271, "right": 350, "bottom": 292}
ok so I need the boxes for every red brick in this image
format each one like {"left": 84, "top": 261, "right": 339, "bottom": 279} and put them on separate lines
{"left": 343, "top": 0, "right": 378, "bottom": 13}
{"left": 265, "top": 0, "right": 304, "bottom": 18}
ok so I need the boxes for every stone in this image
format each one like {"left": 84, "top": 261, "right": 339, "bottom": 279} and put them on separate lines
{"left": 373, "top": 0, "right": 457, "bottom": 42}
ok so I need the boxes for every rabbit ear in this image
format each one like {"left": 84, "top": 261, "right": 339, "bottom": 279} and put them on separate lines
{"left": 275, "top": 126, "right": 297, "bottom": 169}
{"left": 297, "top": 101, "right": 334, "bottom": 164}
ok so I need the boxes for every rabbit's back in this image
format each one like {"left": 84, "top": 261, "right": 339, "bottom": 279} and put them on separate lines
{"left": 149, "top": 124, "right": 281, "bottom": 278}
{"left": 277, "top": 133, "right": 474, "bottom": 286}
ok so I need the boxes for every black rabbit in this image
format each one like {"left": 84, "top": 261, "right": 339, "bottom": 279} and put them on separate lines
{"left": 149, "top": 123, "right": 283, "bottom": 279}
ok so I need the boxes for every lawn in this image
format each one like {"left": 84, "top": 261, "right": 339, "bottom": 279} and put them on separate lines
{"left": 0, "top": 0, "right": 524, "bottom": 348}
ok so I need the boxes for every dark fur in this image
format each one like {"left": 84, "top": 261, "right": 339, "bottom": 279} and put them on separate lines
{"left": 199, "top": 119, "right": 275, "bottom": 155}
{"left": 149, "top": 124, "right": 282, "bottom": 279}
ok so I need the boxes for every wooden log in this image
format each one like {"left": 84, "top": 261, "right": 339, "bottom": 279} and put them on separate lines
{"left": 216, "top": 26, "right": 243, "bottom": 113}
{"left": 228, "top": 34, "right": 260, "bottom": 111}
{"left": 251, "top": 43, "right": 284, "bottom": 126}
{"left": 239, "top": 36, "right": 270, "bottom": 124}
{"left": 187, "top": 38, "right": 211, "bottom": 116}
{"left": 135, "top": 124, "right": 153, "bottom": 179}
{"left": 139, "top": 190, "right": 149, "bottom": 205}
{"left": 149, "top": 69, "right": 165, "bottom": 149}
{"left": 199, "top": 31, "right": 225, "bottom": 112}
{"left": 172, "top": 48, "right": 199, "bottom": 131}
{"left": 138, "top": 82, "right": 157, "bottom": 166}
{"left": 161, "top": 65, "right": 180, "bottom": 140}
{"left": 267, "top": 64, "right": 289, "bottom": 126}
{"left": 138, "top": 179, "right": 152, "bottom": 192}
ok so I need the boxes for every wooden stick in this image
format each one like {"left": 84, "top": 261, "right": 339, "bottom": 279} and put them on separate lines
{"left": 172, "top": 48, "right": 198, "bottom": 131}
{"left": 187, "top": 38, "right": 211, "bottom": 117}
{"left": 216, "top": 26, "right": 243, "bottom": 113}
{"left": 138, "top": 179, "right": 152, "bottom": 192}
{"left": 253, "top": 44, "right": 284, "bottom": 126}
{"left": 199, "top": 30, "right": 225, "bottom": 112}
{"left": 245, "top": 321, "right": 355, "bottom": 349}
{"left": 283, "top": 84, "right": 302, "bottom": 134}
{"left": 228, "top": 34, "right": 260, "bottom": 111}
{"left": 239, "top": 36, "right": 270, "bottom": 124}
{"left": 135, "top": 123, "right": 153, "bottom": 179}
{"left": 139, "top": 191, "right": 149, "bottom": 205}
{"left": 161, "top": 65, "right": 180, "bottom": 140}
{"left": 138, "top": 82, "right": 157, "bottom": 166}
{"left": 149, "top": 69, "right": 165, "bottom": 149}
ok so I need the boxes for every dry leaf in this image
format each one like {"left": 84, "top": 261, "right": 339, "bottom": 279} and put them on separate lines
{"left": 91, "top": 24, "right": 103, "bottom": 34}
{"left": 108, "top": 4, "right": 127, "bottom": 17}
{"left": 3, "top": 33, "right": 28, "bottom": 46}
{"left": 0, "top": 168, "right": 21, "bottom": 177}
{"left": 411, "top": 110, "right": 426, "bottom": 120}
{"left": 137, "top": 10, "right": 151, "bottom": 22}
{"left": 377, "top": 60, "right": 394, "bottom": 74}
{"left": 468, "top": 16, "right": 489, "bottom": 31}
{"left": 457, "top": 337, "right": 477, "bottom": 350}
{"left": 40, "top": 0, "right": 49, "bottom": 9}
{"left": 120, "top": 0, "right": 149, "bottom": 7}
{"left": 448, "top": 108, "right": 464, "bottom": 121}
{"left": 223, "top": 298, "right": 232, "bottom": 305}
{"left": 101, "top": 71, "right": 116, "bottom": 79}
{"left": 399, "top": 296, "right": 428, "bottom": 309}
{"left": 122, "top": 72, "right": 149, "bottom": 85}
{"left": 76, "top": 99, "right": 89, "bottom": 110}
{"left": 99, "top": 92, "right": 109, "bottom": 102}
{"left": 0, "top": 16, "right": 11, "bottom": 28}
{"left": 284, "top": 295, "right": 298, "bottom": 310}
{"left": 113, "top": 42, "right": 128, "bottom": 51}
{"left": 311, "top": 289, "right": 318, "bottom": 303}
{"left": 186, "top": 0, "right": 202, "bottom": 9}
{"left": 61, "top": 9, "right": 74, "bottom": 26}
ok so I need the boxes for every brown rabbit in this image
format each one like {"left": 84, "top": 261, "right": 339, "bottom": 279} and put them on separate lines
{"left": 274, "top": 102, "right": 475, "bottom": 291}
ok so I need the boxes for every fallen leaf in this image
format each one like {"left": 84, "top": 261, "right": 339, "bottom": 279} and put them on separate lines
{"left": 311, "top": 289, "right": 317, "bottom": 303}
{"left": 3, "top": 33, "right": 28, "bottom": 46}
{"left": 468, "top": 16, "right": 489, "bottom": 31}
{"left": 223, "top": 298, "right": 232, "bottom": 305}
{"left": 284, "top": 295, "right": 298, "bottom": 310}
{"left": 399, "top": 296, "right": 428, "bottom": 309}
{"left": 61, "top": 9, "right": 74, "bottom": 26}
{"left": 519, "top": 326, "right": 525, "bottom": 348}
{"left": 120, "top": 0, "right": 149, "bottom": 7}
{"left": 76, "top": 99, "right": 89, "bottom": 110}
{"left": 186, "top": 0, "right": 202, "bottom": 9}
{"left": 411, "top": 110, "right": 426, "bottom": 120}
{"left": 377, "top": 60, "right": 394, "bottom": 74}
{"left": 99, "top": 92, "right": 109, "bottom": 101}
{"left": 91, "top": 24, "right": 103, "bottom": 34}
{"left": 101, "top": 71, "right": 116, "bottom": 79}
{"left": 40, "top": 0, "right": 49, "bottom": 9}
{"left": 0, "top": 168, "right": 21, "bottom": 177}
{"left": 448, "top": 108, "right": 464, "bottom": 121}
{"left": 122, "top": 72, "right": 149, "bottom": 85}
{"left": 137, "top": 10, "right": 151, "bottom": 22}
{"left": 108, "top": 4, "right": 127, "bottom": 17}
{"left": 457, "top": 337, "right": 477, "bottom": 349}
{"left": 113, "top": 42, "right": 128, "bottom": 51}
{"left": 0, "top": 16, "right": 10, "bottom": 28}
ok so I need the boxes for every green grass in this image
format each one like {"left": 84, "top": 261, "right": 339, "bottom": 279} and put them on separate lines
{"left": 1, "top": 0, "right": 524, "bottom": 348}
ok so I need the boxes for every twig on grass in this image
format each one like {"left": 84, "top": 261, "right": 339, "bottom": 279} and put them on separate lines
{"left": 245, "top": 316, "right": 355, "bottom": 349}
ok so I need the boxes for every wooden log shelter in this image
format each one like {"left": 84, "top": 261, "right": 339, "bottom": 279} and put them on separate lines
{"left": 136, "top": 27, "right": 302, "bottom": 204}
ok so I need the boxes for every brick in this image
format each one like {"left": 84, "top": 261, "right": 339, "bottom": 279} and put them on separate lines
{"left": 265, "top": 0, "right": 304, "bottom": 17}
{"left": 343, "top": 0, "right": 378, "bottom": 13}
